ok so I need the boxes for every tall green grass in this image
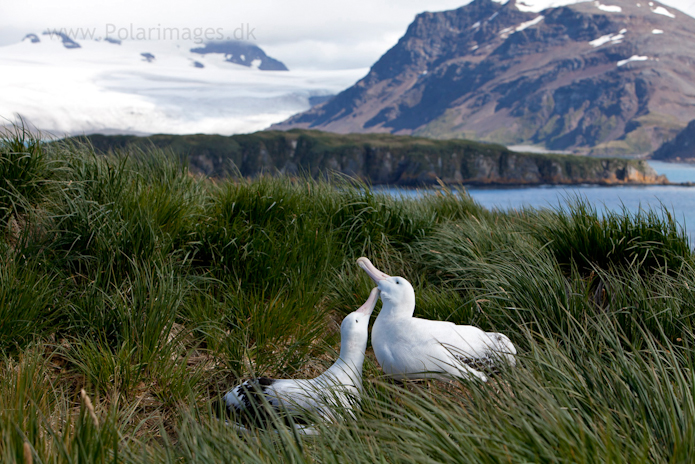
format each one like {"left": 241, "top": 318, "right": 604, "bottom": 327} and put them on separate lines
{"left": 0, "top": 122, "right": 54, "bottom": 230}
{"left": 0, "top": 124, "right": 693, "bottom": 462}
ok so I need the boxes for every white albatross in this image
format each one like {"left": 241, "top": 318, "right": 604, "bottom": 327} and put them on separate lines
{"left": 357, "top": 257, "right": 516, "bottom": 382}
{"left": 215, "top": 288, "right": 379, "bottom": 433}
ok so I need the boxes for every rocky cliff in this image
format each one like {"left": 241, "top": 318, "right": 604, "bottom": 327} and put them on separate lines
{"left": 652, "top": 119, "right": 695, "bottom": 162}
{"left": 272, "top": 0, "right": 695, "bottom": 156}
{"left": 77, "top": 130, "right": 666, "bottom": 186}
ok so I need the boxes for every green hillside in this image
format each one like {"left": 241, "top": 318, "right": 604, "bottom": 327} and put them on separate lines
{"left": 75, "top": 129, "right": 665, "bottom": 186}
{"left": 1, "top": 124, "right": 693, "bottom": 462}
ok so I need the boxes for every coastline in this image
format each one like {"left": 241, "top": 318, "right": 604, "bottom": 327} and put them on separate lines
{"left": 62, "top": 130, "right": 667, "bottom": 188}
{"left": 372, "top": 180, "right": 695, "bottom": 190}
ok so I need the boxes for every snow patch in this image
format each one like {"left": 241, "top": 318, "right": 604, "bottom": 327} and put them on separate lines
{"left": 589, "top": 35, "right": 611, "bottom": 46}
{"left": 515, "top": 0, "right": 591, "bottom": 13}
{"left": 595, "top": 1, "right": 622, "bottom": 12}
{"left": 617, "top": 55, "right": 648, "bottom": 66}
{"left": 652, "top": 6, "right": 675, "bottom": 17}
{"left": 652, "top": 29, "right": 664, "bottom": 34}
{"left": 499, "top": 16, "right": 545, "bottom": 39}
{"left": 471, "top": 21, "right": 481, "bottom": 29}
{"left": 516, "top": 15, "right": 545, "bottom": 32}
{"left": 589, "top": 31, "right": 625, "bottom": 47}
{"left": 499, "top": 26, "right": 514, "bottom": 37}
{"left": 470, "top": 45, "right": 479, "bottom": 50}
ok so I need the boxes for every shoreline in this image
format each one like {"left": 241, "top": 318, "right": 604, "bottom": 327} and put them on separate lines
{"left": 370, "top": 180, "right": 695, "bottom": 190}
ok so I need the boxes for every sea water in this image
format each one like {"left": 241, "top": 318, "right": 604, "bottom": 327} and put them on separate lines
{"left": 378, "top": 161, "right": 695, "bottom": 244}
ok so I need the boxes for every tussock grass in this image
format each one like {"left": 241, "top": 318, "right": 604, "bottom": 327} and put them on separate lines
{"left": 0, "top": 124, "right": 693, "bottom": 462}
{"left": 529, "top": 199, "right": 691, "bottom": 276}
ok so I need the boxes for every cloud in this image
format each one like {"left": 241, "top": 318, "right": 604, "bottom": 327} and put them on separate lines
{"left": 0, "top": 0, "right": 467, "bottom": 69}
{"left": 2, "top": 0, "right": 694, "bottom": 70}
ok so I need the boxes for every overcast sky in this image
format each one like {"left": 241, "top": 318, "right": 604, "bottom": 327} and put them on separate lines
{"left": 3, "top": 0, "right": 695, "bottom": 69}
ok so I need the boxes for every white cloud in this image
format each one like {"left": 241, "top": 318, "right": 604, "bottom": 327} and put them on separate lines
{"left": 0, "top": 0, "right": 469, "bottom": 70}
{"left": 0, "top": 37, "right": 368, "bottom": 135}
{"left": 2, "top": 0, "right": 694, "bottom": 69}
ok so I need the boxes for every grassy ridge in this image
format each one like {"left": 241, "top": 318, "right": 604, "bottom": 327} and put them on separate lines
{"left": 2, "top": 124, "right": 695, "bottom": 462}
{"left": 76, "top": 129, "right": 663, "bottom": 186}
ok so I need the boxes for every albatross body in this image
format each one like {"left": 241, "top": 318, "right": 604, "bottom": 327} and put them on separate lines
{"left": 216, "top": 288, "right": 379, "bottom": 431}
{"left": 357, "top": 257, "right": 516, "bottom": 382}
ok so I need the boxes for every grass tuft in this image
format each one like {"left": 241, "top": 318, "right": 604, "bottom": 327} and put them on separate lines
{"left": 0, "top": 126, "right": 693, "bottom": 462}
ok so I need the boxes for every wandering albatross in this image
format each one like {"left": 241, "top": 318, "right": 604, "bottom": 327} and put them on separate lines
{"left": 215, "top": 287, "right": 380, "bottom": 433}
{"left": 357, "top": 257, "right": 516, "bottom": 382}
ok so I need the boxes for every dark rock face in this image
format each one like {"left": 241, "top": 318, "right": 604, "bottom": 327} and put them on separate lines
{"left": 77, "top": 130, "right": 667, "bottom": 186}
{"left": 41, "top": 30, "right": 80, "bottom": 49}
{"left": 104, "top": 37, "right": 121, "bottom": 45}
{"left": 190, "top": 41, "right": 288, "bottom": 71}
{"left": 308, "top": 95, "right": 335, "bottom": 107}
{"left": 141, "top": 53, "right": 155, "bottom": 63}
{"left": 23, "top": 34, "right": 40, "bottom": 43}
{"left": 652, "top": 119, "right": 695, "bottom": 162}
{"left": 273, "top": 0, "right": 695, "bottom": 156}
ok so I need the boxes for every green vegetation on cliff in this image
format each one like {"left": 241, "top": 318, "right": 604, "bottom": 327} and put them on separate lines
{"left": 76, "top": 129, "right": 665, "bottom": 186}
{"left": 1, "top": 125, "right": 693, "bottom": 462}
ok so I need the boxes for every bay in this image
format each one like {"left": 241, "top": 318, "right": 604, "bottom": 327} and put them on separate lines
{"left": 377, "top": 161, "right": 695, "bottom": 244}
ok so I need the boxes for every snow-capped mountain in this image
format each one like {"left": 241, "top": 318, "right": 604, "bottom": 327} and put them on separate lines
{"left": 273, "top": 0, "right": 695, "bottom": 155}
{"left": 190, "top": 41, "right": 288, "bottom": 71}
{"left": 0, "top": 32, "right": 365, "bottom": 136}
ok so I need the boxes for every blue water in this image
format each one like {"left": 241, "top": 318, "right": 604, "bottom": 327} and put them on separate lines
{"left": 379, "top": 161, "right": 695, "bottom": 244}
{"left": 648, "top": 161, "right": 695, "bottom": 184}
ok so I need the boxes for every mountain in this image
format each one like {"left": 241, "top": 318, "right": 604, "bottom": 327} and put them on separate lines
{"left": 73, "top": 130, "right": 667, "bottom": 186}
{"left": 190, "top": 41, "right": 288, "bottom": 71}
{"left": 31, "top": 32, "right": 288, "bottom": 70}
{"left": 272, "top": 0, "right": 695, "bottom": 156}
{"left": 652, "top": 118, "right": 695, "bottom": 162}
{"left": 0, "top": 33, "right": 362, "bottom": 136}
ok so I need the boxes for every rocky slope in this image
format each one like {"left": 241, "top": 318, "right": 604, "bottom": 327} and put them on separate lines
{"left": 652, "top": 119, "right": 695, "bottom": 162}
{"left": 190, "top": 41, "right": 288, "bottom": 70}
{"left": 76, "top": 130, "right": 666, "bottom": 186}
{"left": 272, "top": 0, "right": 695, "bottom": 156}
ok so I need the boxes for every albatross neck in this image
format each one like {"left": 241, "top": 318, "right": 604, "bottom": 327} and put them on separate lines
{"left": 379, "top": 298, "right": 415, "bottom": 319}
{"left": 320, "top": 348, "right": 366, "bottom": 389}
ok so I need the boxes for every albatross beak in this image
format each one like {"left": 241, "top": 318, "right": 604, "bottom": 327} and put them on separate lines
{"left": 357, "top": 257, "right": 391, "bottom": 284}
{"left": 355, "top": 288, "right": 380, "bottom": 315}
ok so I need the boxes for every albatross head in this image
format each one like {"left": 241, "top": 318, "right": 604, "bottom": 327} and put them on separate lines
{"left": 340, "top": 287, "right": 379, "bottom": 355}
{"left": 357, "top": 257, "right": 415, "bottom": 315}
